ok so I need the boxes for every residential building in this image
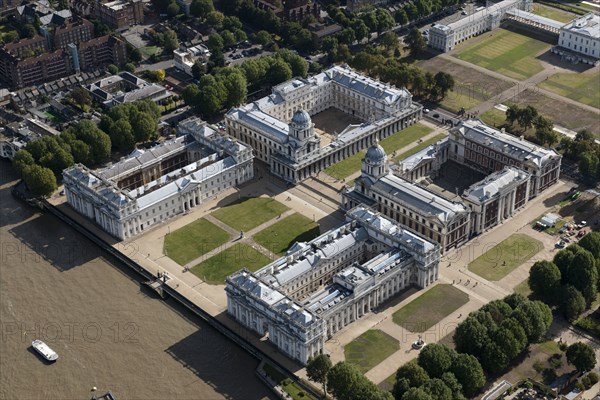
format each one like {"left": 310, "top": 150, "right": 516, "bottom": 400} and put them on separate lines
{"left": 93, "top": 0, "right": 144, "bottom": 30}
{"left": 226, "top": 206, "right": 440, "bottom": 365}
{"left": 63, "top": 117, "right": 254, "bottom": 240}
{"left": 225, "top": 65, "right": 422, "bottom": 184}
{"left": 173, "top": 45, "right": 210, "bottom": 76}
{"left": 85, "top": 71, "right": 171, "bottom": 107}
{"left": 553, "top": 12, "right": 600, "bottom": 65}
{"left": 43, "top": 16, "right": 94, "bottom": 50}
{"left": 428, "top": 0, "right": 532, "bottom": 52}
{"left": 75, "top": 35, "right": 127, "bottom": 72}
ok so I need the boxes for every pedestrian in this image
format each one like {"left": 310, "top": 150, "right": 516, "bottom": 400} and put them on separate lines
{"left": 452, "top": 279, "right": 455, "bottom": 284}
{"left": 459, "top": 279, "right": 461, "bottom": 283}
{"left": 458, "top": 314, "right": 462, "bottom": 318}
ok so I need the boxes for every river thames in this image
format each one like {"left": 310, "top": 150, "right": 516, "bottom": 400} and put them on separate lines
{"left": 0, "top": 165, "right": 272, "bottom": 400}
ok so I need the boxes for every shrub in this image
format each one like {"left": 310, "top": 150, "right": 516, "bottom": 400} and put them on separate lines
{"left": 543, "top": 368, "right": 558, "bottom": 383}
{"left": 548, "top": 354, "right": 562, "bottom": 369}
{"left": 587, "top": 371, "right": 599, "bottom": 385}
{"left": 533, "top": 360, "right": 545, "bottom": 373}
{"left": 558, "top": 342, "right": 568, "bottom": 351}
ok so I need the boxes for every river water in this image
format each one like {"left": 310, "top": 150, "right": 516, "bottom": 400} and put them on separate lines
{"left": 0, "top": 165, "right": 272, "bottom": 400}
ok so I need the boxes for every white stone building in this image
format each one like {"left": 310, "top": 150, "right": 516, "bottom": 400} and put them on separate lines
{"left": 173, "top": 45, "right": 210, "bottom": 76}
{"left": 343, "top": 120, "right": 561, "bottom": 250}
{"left": 63, "top": 117, "right": 254, "bottom": 240}
{"left": 428, "top": 0, "right": 532, "bottom": 52}
{"left": 553, "top": 12, "right": 600, "bottom": 65}
{"left": 225, "top": 65, "right": 422, "bottom": 183}
{"left": 226, "top": 206, "right": 440, "bottom": 365}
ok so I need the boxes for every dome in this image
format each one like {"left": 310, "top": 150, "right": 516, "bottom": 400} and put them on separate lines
{"left": 291, "top": 110, "right": 311, "bottom": 127}
{"left": 365, "top": 142, "right": 386, "bottom": 164}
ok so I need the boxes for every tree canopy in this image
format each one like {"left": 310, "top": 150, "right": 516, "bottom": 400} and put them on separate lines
{"left": 566, "top": 342, "right": 597, "bottom": 372}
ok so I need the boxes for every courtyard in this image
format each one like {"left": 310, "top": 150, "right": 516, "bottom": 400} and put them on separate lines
{"left": 311, "top": 107, "right": 363, "bottom": 137}
{"left": 421, "top": 160, "right": 486, "bottom": 201}
{"left": 454, "top": 28, "right": 551, "bottom": 80}
{"left": 164, "top": 218, "right": 230, "bottom": 265}
{"left": 211, "top": 196, "right": 289, "bottom": 232}
{"left": 344, "top": 330, "right": 400, "bottom": 373}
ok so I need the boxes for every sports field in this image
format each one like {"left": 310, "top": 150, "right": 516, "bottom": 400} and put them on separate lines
{"left": 454, "top": 29, "right": 551, "bottom": 80}
{"left": 538, "top": 70, "right": 600, "bottom": 109}
{"left": 212, "top": 197, "right": 289, "bottom": 232}
{"left": 392, "top": 284, "right": 469, "bottom": 333}
{"left": 344, "top": 330, "right": 399, "bottom": 373}
{"left": 253, "top": 213, "right": 320, "bottom": 256}
{"left": 468, "top": 234, "right": 542, "bottom": 281}
{"left": 164, "top": 218, "right": 230, "bottom": 265}
{"left": 190, "top": 243, "right": 272, "bottom": 285}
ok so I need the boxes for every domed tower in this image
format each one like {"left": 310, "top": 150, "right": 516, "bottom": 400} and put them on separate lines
{"left": 289, "top": 110, "right": 313, "bottom": 143}
{"left": 361, "top": 140, "right": 388, "bottom": 181}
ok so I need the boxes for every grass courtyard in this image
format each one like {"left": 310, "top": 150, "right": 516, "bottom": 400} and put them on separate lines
{"left": 164, "top": 218, "right": 230, "bottom": 265}
{"left": 532, "top": 3, "right": 578, "bottom": 23}
{"left": 190, "top": 243, "right": 272, "bottom": 284}
{"left": 479, "top": 107, "right": 509, "bottom": 127}
{"left": 212, "top": 196, "right": 289, "bottom": 232}
{"left": 468, "top": 234, "right": 543, "bottom": 281}
{"left": 538, "top": 70, "right": 600, "bottom": 109}
{"left": 344, "top": 329, "right": 399, "bottom": 373}
{"left": 253, "top": 213, "right": 320, "bottom": 256}
{"left": 392, "top": 284, "right": 469, "bottom": 333}
{"left": 324, "top": 123, "right": 433, "bottom": 180}
{"left": 454, "top": 29, "right": 551, "bottom": 80}
{"left": 392, "top": 134, "right": 447, "bottom": 162}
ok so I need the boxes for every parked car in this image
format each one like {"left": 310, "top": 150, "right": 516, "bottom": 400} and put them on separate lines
{"left": 555, "top": 240, "right": 566, "bottom": 248}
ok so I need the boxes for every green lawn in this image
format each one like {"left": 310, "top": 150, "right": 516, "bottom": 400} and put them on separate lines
{"left": 479, "top": 107, "right": 508, "bottom": 127}
{"left": 393, "top": 134, "right": 447, "bottom": 162}
{"left": 253, "top": 213, "right": 320, "bottom": 256}
{"left": 514, "top": 278, "right": 532, "bottom": 298}
{"left": 532, "top": 3, "right": 578, "bottom": 22}
{"left": 455, "top": 29, "right": 551, "bottom": 80}
{"left": 43, "top": 111, "right": 64, "bottom": 123}
{"left": 538, "top": 71, "right": 600, "bottom": 109}
{"left": 140, "top": 46, "right": 160, "bottom": 57}
{"left": 378, "top": 372, "right": 397, "bottom": 393}
{"left": 392, "top": 284, "right": 469, "bottom": 333}
{"left": 324, "top": 124, "right": 433, "bottom": 180}
{"left": 439, "top": 88, "right": 483, "bottom": 113}
{"left": 263, "top": 363, "right": 315, "bottom": 400}
{"left": 323, "top": 151, "right": 365, "bottom": 180}
{"left": 379, "top": 123, "right": 433, "bottom": 154}
{"left": 468, "top": 234, "right": 543, "bottom": 281}
{"left": 164, "top": 218, "right": 230, "bottom": 265}
{"left": 344, "top": 329, "right": 400, "bottom": 373}
{"left": 212, "top": 197, "right": 289, "bottom": 232}
{"left": 190, "top": 243, "right": 271, "bottom": 284}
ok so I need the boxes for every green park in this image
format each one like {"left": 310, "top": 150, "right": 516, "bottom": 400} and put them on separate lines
{"left": 212, "top": 196, "right": 289, "bottom": 231}
{"left": 344, "top": 329, "right": 400, "bottom": 373}
{"left": 164, "top": 218, "right": 230, "bottom": 265}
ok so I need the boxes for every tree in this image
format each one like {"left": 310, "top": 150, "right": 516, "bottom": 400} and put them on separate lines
{"left": 375, "top": 9, "right": 395, "bottom": 33}
{"left": 404, "top": 28, "right": 426, "bottom": 56}
{"left": 394, "top": 361, "right": 429, "bottom": 388}
{"left": 206, "top": 11, "right": 225, "bottom": 27}
{"left": 131, "top": 112, "right": 157, "bottom": 143}
{"left": 567, "top": 247, "right": 598, "bottom": 306}
{"left": 440, "top": 372, "right": 464, "bottom": 400}
{"left": 23, "top": 164, "right": 57, "bottom": 197}
{"left": 207, "top": 33, "right": 224, "bottom": 52}
{"left": 192, "top": 61, "right": 207, "bottom": 80}
{"left": 453, "top": 316, "right": 490, "bottom": 356}
{"left": 352, "top": 20, "right": 369, "bottom": 43}
{"left": 69, "top": 87, "right": 92, "bottom": 108}
{"left": 124, "top": 63, "right": 136, "bottom": 73}
{"left": 422, "top": 378, "right": 452, "bottom": 400}
{"left": 566, "top": 342, "right": 597, "bottom": 373}
{"left": 196, "top": 75, "right": 226, "bottom": 116}
{"left": 327, "top": 362, "right": 392, "bottom": 400}
{"left": 561, "top": 285, "right": 587, "bottom": 322}
{"left": 268, "top": 59, "right": 292, "bottom": 85}
{"left": 221, "top": 30, "right": 237, "bottom": 47}
{"left": 528, "top": 260, "right": 561, "bottom": 301}
{"left": 107, "top": 64, "right": 119, "bottom": 74}
{"left": 401, "top": 388, "right": 433, "bottom": 400}
{"left": 380, "top": 31, "right": 399, "bottom": 53}
{"left": 533, "top": 115, "right": 557, "bottom": 145}
{"left": 505, "top": 104, "right": 520, "bottom": 125}
{"left": 223, "top": 15, "right": 242, "bottom": 31}
{"left": 13, "top": 150, "right": 35, "bottom": 177}
{"left": 167, "top": 1, "right": 180, "bottom": 17}
{"left": 579, "top": 152, "right": 599, "bottom": 182}
{"left": 221, "top": 70, "right": 247, "bottom": 108}
{"left": 554, "top": 248, "right": 575, "bottom": 281}
{"left": 253, "top": 30, "right": 272, "bottom": 46}
{"left": 21, "top": 24, "right": 36, "bottom": 39}
{"left": 418, "top": 344, "right": 455, "bottom": 378}
{"left": 579, "top": 232, "right": 600, "bottom": 259}
{"left": 395, "top": 9, "right": 409, "bottom": 25}
{"left": 306, "top": 355, "right": 332, "bottom": 397}
{"left": 190, "top": 0, "right": 214, "bottom": 18}
{"left": 517, "top": 105, "right": 538, "bottom": 130}
{"left": 450, "top": 354, "right": 486, "bottom": 397}
{"left": 433, "top": 72, "right": 455, "bottom": 100}
{"left": 183, "top": 84, "right": 200, "bottom": 107}
{"left": 72, "top": 120, "right": 111, "bottom": 164}
{"left": 492, "top": 326, "right": 522, "bottom": 360}
{"left": 163, "top": 29, "right": 179, "bottom": 54}
{"left": 480, "top": 340, "right": 509, "bottom": 374}
{"left": 110, "top": 119, "right": 135, "bottom": 151}
{"left": 129, "top": 48, "right": 142, "bottom": 63}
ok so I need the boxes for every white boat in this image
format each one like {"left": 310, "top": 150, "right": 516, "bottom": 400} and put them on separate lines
{"left": 32, "top": 340, "right": 58, "bottom": 362}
